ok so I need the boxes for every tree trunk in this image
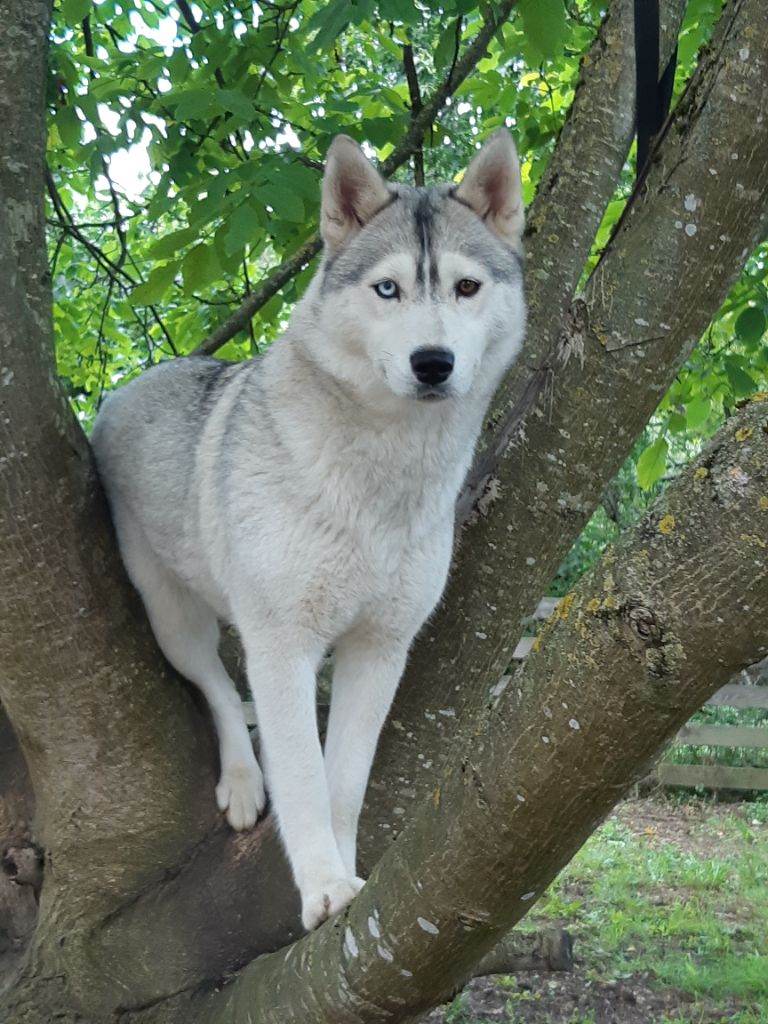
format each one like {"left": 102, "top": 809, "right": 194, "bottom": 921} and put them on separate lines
{"left": 128, "top": 396, "right": 768, "bottom": 1024}
{"left": 0, "top": 0, "right": 767, "bottom": 1020}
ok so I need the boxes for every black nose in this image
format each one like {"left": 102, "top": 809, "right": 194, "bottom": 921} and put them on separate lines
{"left": 410, "top": 347, "right": 455, "bottom": 386}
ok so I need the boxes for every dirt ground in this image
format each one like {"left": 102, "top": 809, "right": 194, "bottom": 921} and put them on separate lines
{"left": 424, "top": 972, "right": 717, "bottom": 1024}
{"left": 424, "top": 797, "right": 764, "bottom": 1024}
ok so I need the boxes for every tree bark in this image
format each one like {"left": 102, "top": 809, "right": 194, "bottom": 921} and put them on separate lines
{"left": 0, "top": 708, "right": 36, "bottom": 985}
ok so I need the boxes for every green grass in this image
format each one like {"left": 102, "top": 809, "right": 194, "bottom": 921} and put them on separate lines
{"left": 527, "top": 813, "right": 768, "bottom": 1003}
{"left": 439, "top": 804, "right": 768, "bottom": 1023}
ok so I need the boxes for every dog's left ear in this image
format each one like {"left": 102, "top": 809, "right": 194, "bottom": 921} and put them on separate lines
{"left": 455, "top": 129, "right": 524, "bottom": 249}
{"left": 321, "top": 136, "right": 391, "bottom": 254}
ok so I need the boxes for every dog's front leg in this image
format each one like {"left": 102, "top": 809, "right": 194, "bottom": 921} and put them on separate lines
{"left": 324, "top": 630, "right": 411, "bottom": 878}
{"left": 242, "top": 629, "right": 362, "bottom": 931}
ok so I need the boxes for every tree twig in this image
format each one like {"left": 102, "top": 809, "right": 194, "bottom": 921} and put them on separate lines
{"left": 45, "top": 168, "right": 176, "bottom": 354}
{"left": 403, "top": 44, "right": 425, "bottom": 186}
{"left": 82, "top": 16, "right": 128, "bottom": 270}
{"left": 472, "top": 928, "right": 574, "bottom": 977}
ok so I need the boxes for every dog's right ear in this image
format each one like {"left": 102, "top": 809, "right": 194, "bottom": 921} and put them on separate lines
{"left": 321, "top": 136, "right": 391, "bottom": 254}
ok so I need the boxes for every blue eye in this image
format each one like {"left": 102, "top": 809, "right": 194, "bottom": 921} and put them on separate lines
{"left": 373, "top": 279, "right": 400, "bottom": 300}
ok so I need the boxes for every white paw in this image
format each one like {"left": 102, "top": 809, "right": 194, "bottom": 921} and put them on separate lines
{"left": 301, "top": 876, "right": 365, "bottom": 932}
{"left": 216, "top": 759, "right": 266, "bottom": 831}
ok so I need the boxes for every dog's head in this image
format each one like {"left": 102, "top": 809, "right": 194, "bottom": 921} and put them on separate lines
{"left": 302, "top": 131, "right": 526, "bottom": 408}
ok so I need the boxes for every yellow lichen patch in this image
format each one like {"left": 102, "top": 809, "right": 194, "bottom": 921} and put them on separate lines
{"left": 735, "top": 426, "right": 754, "bottom": 442}
{"left": 586, "top": 597, "right": 601, "bottom": 614}
{"left": 532, "top": 635, "right": 543, "bottom": 653}
{"left": 602, "top": 594, "right": 619, "bottom": 611}
{"left": 750, "top": 391, "right": 768, "bottom": 402}
{"left": 433, "top": 787, "right": 441, "bottom": 809}
{"left": 694, "top": 467, "right": 709, "bottom": 481}
{"left": 555, "top": 592, "right": 577, "bottom": 620}
{"left": 760, "top": 496, "right": 768, "bottom": 511}
{"left": 658, "top": 514, "right": 676, "bottom": 535}
{"left": 740, "top": 533, "right": 767, "bottom": 549}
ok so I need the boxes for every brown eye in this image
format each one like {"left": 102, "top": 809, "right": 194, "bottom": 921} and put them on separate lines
{"left": 456, "top": 278, "right": 480, "bottom": 298}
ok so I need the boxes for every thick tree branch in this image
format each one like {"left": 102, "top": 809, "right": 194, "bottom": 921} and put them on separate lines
{"left": 192, "top": 1, "right": 519, "bottom": 356}
{"left": 0, "top": 3, "right": 225, "bottom": 1015}
{"left": 141, "top": 397, "right": 767, "bottom": 1024}
{"left": 459, "top": 0, "right": 686, "bottom": 512}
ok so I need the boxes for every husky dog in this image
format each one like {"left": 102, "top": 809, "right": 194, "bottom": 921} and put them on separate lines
{"left": 91, "top": 130, "right": 526, "bottom": 930}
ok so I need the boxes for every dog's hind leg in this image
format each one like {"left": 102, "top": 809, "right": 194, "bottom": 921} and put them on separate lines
{"left": 116, "top": 512, "right": 266, "bottom": 830}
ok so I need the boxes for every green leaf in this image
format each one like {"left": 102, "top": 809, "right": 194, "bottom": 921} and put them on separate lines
{"left": 734, "top": 306, "right": 766, "bottom": 346}
{"left": 636, "top": 436, "right": 668, "bottom": 490}
{"left": 667, "top": 412, "right": 687, "bottom": 434}
{"left": 378, "top": 0, "right": 420, "bottom": 24}
{"left": 307, "top": 1, "right": 352, "bottom": 53}
{"left": 435, "top": 20, "right": 460, "bottom": 72}
{"left": 255, "top": 184, "right": 305, "bottom": 223}
{"left": 182, "top": 244, "right": 222, "bottom": 294}
{"left": 724, "top": 358, "right": 757, "bottom": 398}
{"left": 218, "top": 89, "right": 254, "bottom": 122}
{"left": 57, "top": 106, "right": 82, "bottom": 149}
{"left": 174, "top": 88, "right": 217, "bottom": 122}
{"left": 223, "top": 203, "right": 262, "bottom": 257}
{"left": 62, "top": 0, "right": 92, "bottom": 22}
{"left": 518, "top": 0, "right": 568, "bottom": 61}
{"left": 148, "top": 228, "right": 200, "bottom": 261}
{"left": 130, "top": 262, "right": 178, "bottom": 306}
{"left": 685, "top": 395, "right": 711, "bottom": 430}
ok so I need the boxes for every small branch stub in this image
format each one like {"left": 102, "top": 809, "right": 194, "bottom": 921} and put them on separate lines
{"left": 1, "top": 843, "right": 44, "bottom": 901}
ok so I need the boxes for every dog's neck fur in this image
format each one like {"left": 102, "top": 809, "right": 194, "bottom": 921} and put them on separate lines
{"left": 261, "top": 317, "right": 489, "bottom": 525}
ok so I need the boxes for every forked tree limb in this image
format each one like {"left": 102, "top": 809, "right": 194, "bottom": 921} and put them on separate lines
{"left": 458, "top": 0, "right": 687, "bottom": 513}
{"left": 192, "top": 0, "right": 519, "bottom": 357}
{"left": 361, "top": 0, "right": 768, "bottom": 854}
{"left": 134, "top": 397, "right": 768, "bottom": 1024}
